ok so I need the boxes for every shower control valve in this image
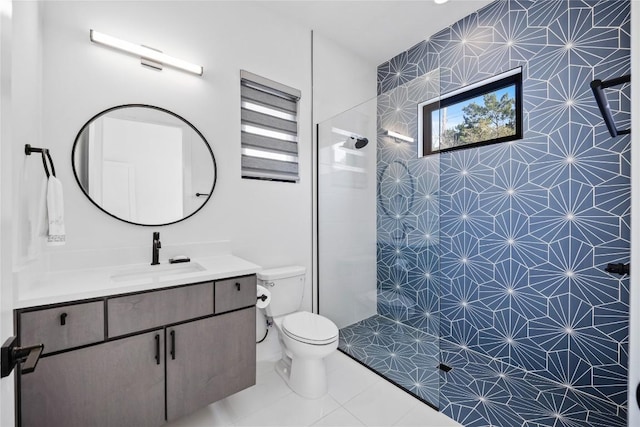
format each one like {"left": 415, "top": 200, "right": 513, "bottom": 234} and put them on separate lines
{"left": 605, "top": 263, "right": 630, "bottom": 276}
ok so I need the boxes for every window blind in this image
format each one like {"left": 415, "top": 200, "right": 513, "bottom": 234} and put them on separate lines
{"left": 240, "top": 70, "right": 301, "bottom": 182}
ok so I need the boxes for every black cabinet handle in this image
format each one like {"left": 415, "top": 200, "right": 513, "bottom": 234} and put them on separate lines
{"left": 154, "top": 334, "right": 160, "bottom": 365}
{"left": 170, "top": 330, "right": 176, "bottom": 360}
{"left": 60, "top": 313, "right": 67, "bottom": 326}
{"left": 236, "top": 282, "right": 241, "bottom": 291}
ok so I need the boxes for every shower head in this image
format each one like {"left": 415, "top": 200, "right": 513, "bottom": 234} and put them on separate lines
{"left": 343, "top": 136, "right": 369, "bottom": 150}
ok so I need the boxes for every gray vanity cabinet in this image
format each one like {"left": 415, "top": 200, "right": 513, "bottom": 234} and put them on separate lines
{"left": 17, "top": 275, "right": 257, "bottom": 427}
{"left": 166, "top": 307, "right": 256, "bottom": 422}
{"left": 20, "top": 330, "right": 165, "bottom": 427}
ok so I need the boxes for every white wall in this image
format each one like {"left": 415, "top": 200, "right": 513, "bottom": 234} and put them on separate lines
{"left": 2, "top": 1, "right": 44, "bottom": 425}
{"left": 14, "top": 1, "right": 315, "bottom": 305}
{"left": 12, "top": 0, "right": 42, "bottom": 266}
{"left": 8, "top": 1, "right": 379, "bottom": 323}
{"left": 312, "top": 33, "right": 377, "bottom": 125}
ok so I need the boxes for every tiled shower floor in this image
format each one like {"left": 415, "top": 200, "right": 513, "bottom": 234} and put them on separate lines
{"left": 339, "top": 315, "right": 626, "bottom": 427}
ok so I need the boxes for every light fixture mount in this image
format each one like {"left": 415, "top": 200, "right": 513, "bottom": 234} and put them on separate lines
{"left": 140, "top": 45, "right": 163, "bottom": 71}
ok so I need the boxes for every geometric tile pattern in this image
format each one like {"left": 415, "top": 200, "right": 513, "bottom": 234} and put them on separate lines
{"left": 339, "top": 315, "right": 441, "bottom": 406}
{"left": 340, "top": 315, "right": 627, "bottom": 427}
{"left": 375, "top": 0, "right": 631, "bottom": 420}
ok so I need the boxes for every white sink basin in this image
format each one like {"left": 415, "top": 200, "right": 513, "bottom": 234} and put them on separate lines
{"left": 110, "top": 262, "right": 206, "bottom": 283}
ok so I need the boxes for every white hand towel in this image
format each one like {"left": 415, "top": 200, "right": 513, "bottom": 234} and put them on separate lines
{"left": 46, "top": 176, "right": 65, "bottom": 246}
{"left": 27, "top": 176, "right": 49, "bottom": 259}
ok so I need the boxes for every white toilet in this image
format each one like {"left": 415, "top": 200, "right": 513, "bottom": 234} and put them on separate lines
{"left": 257, "top": 266, "right": 339, "bottom": 399}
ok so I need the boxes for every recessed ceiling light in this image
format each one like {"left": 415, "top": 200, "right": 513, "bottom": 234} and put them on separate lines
{"left": 434, "top": 0, "right": 450, "bottom": 4}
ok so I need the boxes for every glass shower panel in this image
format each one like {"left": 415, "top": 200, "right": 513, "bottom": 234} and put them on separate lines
{"left": 318, "top": 69, "right": 443, "bottom": 409}
{"left": 318, "top": 97, "right": 378, "bottom": 329}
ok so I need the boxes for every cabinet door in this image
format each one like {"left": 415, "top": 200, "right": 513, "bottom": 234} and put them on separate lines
{"left": 20, "top": 331, "right": 165, "bottom": 427}
{"left": 166, "top": 307, "right": 256, "bottom": 422}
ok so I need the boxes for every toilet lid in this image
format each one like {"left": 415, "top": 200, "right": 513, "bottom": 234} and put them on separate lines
{"left": 282, "top": 312, "right": 339, "bottom": 344}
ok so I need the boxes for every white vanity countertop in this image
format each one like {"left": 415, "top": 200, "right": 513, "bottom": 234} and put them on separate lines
{"left": 15, "top": 254, "right": 261, "bottom": 309}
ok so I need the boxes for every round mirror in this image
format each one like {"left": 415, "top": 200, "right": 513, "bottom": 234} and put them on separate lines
{"left": 72, "top": 105, "right": 217, "bottom": 226}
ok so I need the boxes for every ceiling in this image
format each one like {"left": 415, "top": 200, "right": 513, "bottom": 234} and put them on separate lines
{"left": 254, "top": 0, "right": 494, "bottom": 66}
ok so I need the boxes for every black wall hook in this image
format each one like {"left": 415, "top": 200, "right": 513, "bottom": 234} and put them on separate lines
{"left": 605, "top": 263, "right": 630, "bottom": 276}
{"left": 590, "top": 75, "right": 631, "bottom": 138}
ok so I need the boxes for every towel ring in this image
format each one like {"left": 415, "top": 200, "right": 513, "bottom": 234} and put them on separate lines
{"left": 39, "top": 150, "right": 56, "bottom": 178}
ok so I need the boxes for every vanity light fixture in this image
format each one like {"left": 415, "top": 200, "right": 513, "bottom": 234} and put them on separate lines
{"left": 385, "top": 130, "right": 415, "bottom": 143}
{"left": 434, "top": 0, "right": 450, "bottom": 4}
{"left": 89, "top": 30, "right": 203, "bottom": 76}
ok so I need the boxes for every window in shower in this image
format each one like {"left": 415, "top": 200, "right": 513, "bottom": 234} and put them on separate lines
{"left": 419, "top": 67, "right": 522, "bottom": 157}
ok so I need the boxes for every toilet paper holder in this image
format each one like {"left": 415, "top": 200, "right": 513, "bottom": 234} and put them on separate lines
{"left": 256, "top": 284, "right": 271, "bottom": 310}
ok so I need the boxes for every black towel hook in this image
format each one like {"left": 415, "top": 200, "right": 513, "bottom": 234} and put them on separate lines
{"left": 25, "top": 144, "right": 56, "bottom": 178}
{"left": 590, "top": 74, "right": 631, "bottom": 138}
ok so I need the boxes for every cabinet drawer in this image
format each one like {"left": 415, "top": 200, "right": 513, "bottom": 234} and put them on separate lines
{"left": 215, "top": 275, "right": 256, "bottom": 313}
{"left": 19, "top": 301, "right": 104, "bottom": 355}
{"left": 108, "top": 282, "right": 214, "bottom": 337}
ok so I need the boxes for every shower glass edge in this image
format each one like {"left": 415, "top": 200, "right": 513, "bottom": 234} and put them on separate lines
{"left": 317, "top": 69, "right": 442, "bottom": 410}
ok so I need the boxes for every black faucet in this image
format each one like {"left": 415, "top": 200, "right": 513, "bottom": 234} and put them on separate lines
{"left": 151, "top": 232, "right": 161, "bottom": 265}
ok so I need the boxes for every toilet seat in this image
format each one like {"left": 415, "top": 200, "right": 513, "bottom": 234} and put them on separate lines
{"left": 281, "top": 312, "right": 338, "bottom": 345}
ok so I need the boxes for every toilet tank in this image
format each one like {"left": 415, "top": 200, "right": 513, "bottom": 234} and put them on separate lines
{"left": 257, "top": 266, "right": 306, "bottom": 317}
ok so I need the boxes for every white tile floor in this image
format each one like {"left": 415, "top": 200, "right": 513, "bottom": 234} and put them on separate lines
{"left": 166, "top": 331, "right": 461, "bottom": 427}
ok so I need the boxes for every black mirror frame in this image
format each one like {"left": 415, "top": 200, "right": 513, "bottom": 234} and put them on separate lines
{"left": 71, "top": 104, "right": 217, "bottom": 227}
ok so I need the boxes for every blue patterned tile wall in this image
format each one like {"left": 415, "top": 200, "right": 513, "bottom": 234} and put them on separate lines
{"left": 376, "top": 0, "right": 630, "bottom": 412}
